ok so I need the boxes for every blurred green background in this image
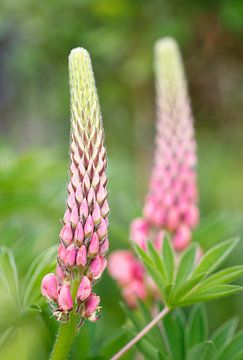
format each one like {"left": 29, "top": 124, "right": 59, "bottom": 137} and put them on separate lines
{"left": 0, "top": 0, "right": 243, "bottom": 359}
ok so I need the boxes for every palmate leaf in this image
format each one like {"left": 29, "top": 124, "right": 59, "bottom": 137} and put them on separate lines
{"left": 135, "top": 237, "right": 243, "bottom": 309}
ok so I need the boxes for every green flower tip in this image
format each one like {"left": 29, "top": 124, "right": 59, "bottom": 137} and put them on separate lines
{"left": 154, "top": 37, "right": 185, "bottom": 93}
{"left": 68, "top": 47, "right": 101, "bottom": 130}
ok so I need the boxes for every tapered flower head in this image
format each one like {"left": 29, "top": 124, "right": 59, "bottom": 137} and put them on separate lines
{"left": 41, "top": 47, "right": 109, "bottom": 323}
{"left": 131, "top": 38, "right": 199, "bottom": 251}
{"left": 110, "top": 38, "right": 200, "bottom": 307}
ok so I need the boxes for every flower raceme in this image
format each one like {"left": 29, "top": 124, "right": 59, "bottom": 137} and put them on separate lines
{"left": 109, "top": 38, "right": 199, "bottom": 306}
{"left": 41, "top": 48, "right": 109, "bottom": 323}
{"left": 132, "top": 38, "right": 199, "bottom": 252}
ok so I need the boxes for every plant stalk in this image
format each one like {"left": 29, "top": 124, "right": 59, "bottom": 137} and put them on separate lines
{"left": 111, "top": 306, "right": 170, "bottom": 360}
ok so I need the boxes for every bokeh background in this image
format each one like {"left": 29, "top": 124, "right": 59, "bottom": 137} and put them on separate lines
{"left": 0, "top": 1, "right": 243, "bottom": 359}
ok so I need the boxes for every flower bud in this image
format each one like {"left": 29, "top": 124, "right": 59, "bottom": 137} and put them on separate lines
{"left": 84, "top": 215, "right": 94, "bottom": 238}
{"left": 76, "top": 245, "right": 87, "bottom": 268}
{"left": 58, "top": 284, "right": 73, "bottom": 312}
{"left": 77, "top": 275, "right": 92, "bottom": 302}
{"left": 60, "top": 223, "right": 73, "bottom": 246}
{"left": 83, "top": 293, "right": 100, "bottom": 319}
{"left": 90, "top": 255, "right": 106, "bottom": 280}
{"left": 88, "top": 233, "right": 99, "bottom": 257}
{"left": 97, "top": 218, "right": 107, "bottom": 240}
{"left": 92, "top": 202, "right": 101, "bottom": 225}
{"left": 64, "top": 244, "right": 77, "bottom": 267}
{"left": 58, "top": 243, "right": 66, "bottom": 262}
{"left": 41, "top": 273, "right": 58, "bottom": 301}
{"left": 99, "top": 238, "right": 109, "bottom": 255}
{"left": 173, "top": 224, "right": 191, "bottom": 251}
{"left": 56, "top": 264, "right": 65, "bottom": 281}
{"left": 74, "top": 221, "right": 84, "bottom": 246}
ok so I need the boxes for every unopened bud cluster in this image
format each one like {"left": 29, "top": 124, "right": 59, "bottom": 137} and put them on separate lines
{"left": 109, "top": 38, "right": 200, "bottom": 307}
{"left": 131, "top": 38, "right": 199, "bottom": 253}
{"left": 41, "top": 48, "right": 109, "bottom": 323}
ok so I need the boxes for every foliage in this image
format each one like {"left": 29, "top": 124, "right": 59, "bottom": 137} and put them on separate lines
{"left": 115, "top": 304, "right": 243, "bottom": 360}
{"left": 135, "top": 236, "right": 243, "bottom": 308}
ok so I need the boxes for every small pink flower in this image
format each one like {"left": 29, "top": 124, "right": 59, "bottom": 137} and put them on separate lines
{"left": 88, "top": 233, "right": 99, "bottom": 257}
{"left": 64, "top": 244, "right": 77, "bottom": 267}
{"left": 58, "top": 243, "right": 66, "bottom": 262}
{"left": 122, "top": 280, "right": 147, "bottom": 308}
{"left": 56, "top": 265, "right": 65, "bottom": 281}
{"left": 60, "top": 223, "right": 73, "bottom": 246}
{"left": 76, "top": 245, "right": 87, "bottom": 268}
{"left": 83, "top": 293, "right": 100, "bottom": 319}
{"left": 74, "top": 221, "right": 84, "bottom": 246}
{"left": 58, "top": 284, "right": 73, "bottom": 312}
{"left": 99, "top": 238, "right": 109, "bottom": 255}
{"left": 90, "top": 255, "right": 106, "bottom": 280}
{"left": 173, "top": 224, "right": 191, "bottom": 251}
{"left": 77, "top": 275, "right": 92, "bottom": 302}
{"left": 92, "top": 202, "right": 101, "bottom": 225}
{"left": 84, "top": 215, "right": 94, "bottom": 238}
{"left": 184, "top": 205, "right": 199, "bottom": 228}
{"left": 97, "top": 218, "right": 108, "bottom": 240}
{"left": 41, "top": 273, "right": 58, "bottom": 301}
{"left": 130, "top": 218, "right": 149, "bottom": 250}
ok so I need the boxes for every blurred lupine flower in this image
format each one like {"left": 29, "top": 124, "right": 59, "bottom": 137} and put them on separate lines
{"left": 109, "top": 38, "right": 200, "bottom": 306}
{"left": 108, "top": 251, "right": 147, "bottom": 307}
{"left": 41, "top": 48, "right": 109, "bottom": 323}
{"left": 131, "top": 38, "right": 199, "bottom": 252}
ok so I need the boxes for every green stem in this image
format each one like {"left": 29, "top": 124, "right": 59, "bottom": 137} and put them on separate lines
{"left": 50, "top": 279, "right": 80, "bottom": 360}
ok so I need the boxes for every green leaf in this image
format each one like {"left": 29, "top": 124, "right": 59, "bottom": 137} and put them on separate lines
{"left": 148, "top": 241, "right": 167, "bottom": 283}
{"left": 172, "top": 273, "right": 206, "bottom": 306}
{"left": 211, "top": 318, "right": 238, "bottom": 350}
{"left": 175, "top": 245, "right": 196, "bottom": 288}
{"left": 0, "top": 247, "right": 19, "bottom": 306}
{"left": 134, "top": 244, "right": 165, "bottom": 293}
{"left": 186, "top": 305, "right": 208, "bottom": 350}
{"left": 22, "top": 246, "right": 56, "bottom": 306}
{"left": 196, "top": 266, "right": 243, "bottom": 291}
{"left": 162, "top": 310, "right": 185, "bottom": 360}
{"left": 178, "top": 285, "right": 242, "bottom": 307}
{"left": 186, "top": 341, "right": 217, "bottom": 360}
{"left": 163, "top": 235, "right": 175, "bottom": 284}
{"left": 192, "top": 238, "right": 239, "bottom": 278}
{"left": 218, "top": 330, "right": 243, "bottom": 360}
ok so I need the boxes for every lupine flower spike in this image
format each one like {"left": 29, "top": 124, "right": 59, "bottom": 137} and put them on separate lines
{"left": 131, "top": 37, "right": 199, "bottom": 252}
{"left": 109, "top": 38, "right": 199, "bottom": 306}
{"left": 41, "top": 48, "right": 109, "bottom": 324}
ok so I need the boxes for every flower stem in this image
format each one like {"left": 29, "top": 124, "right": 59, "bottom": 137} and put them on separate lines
{"left": 111, "top": 306, "right": 170, "bottom": 360}
{"left": 50, "top": 279, "right": 80, "bottom": 360}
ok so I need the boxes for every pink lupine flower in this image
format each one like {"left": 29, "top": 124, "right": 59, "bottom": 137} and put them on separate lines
{"left": 108, "top": 250, "right": 147, "bottom": 307}
{"left": 41, "top": 48, "right": 109, "bottom": 323}
{"left": 131, "top": 38, "right": 199, "bottom": 251}
{"left": 82, "top": 293, "right": 100, "bottom": 321}
{"left": 58, "top": 284, "right": 73, "bottom": 312}
{"left": 122, "top": 280, "right": 147, "bottom": 308}
{"left": 77, "top": 276, "right": 92, "bottom": 302}
{"left": 41, "top": 274, "right": 58, "bottom": 301}
{"left": 109, "top": 38, "right": 200, "bottom": 307}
